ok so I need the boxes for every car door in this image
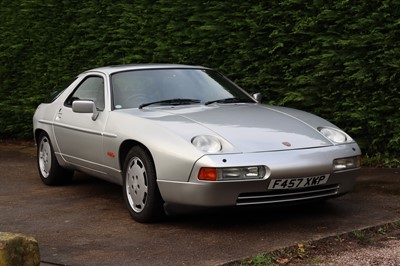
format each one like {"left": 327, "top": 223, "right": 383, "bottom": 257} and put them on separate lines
{"left": 53, "top": 73, "right": 109, "bottom": 174}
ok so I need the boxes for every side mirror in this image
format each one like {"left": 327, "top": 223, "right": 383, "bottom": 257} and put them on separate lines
{"left": 72, "top": 100, "right": 99, "bottom": 121}
{"left": 253, "top": 93, "right": 262, "bottom": 103}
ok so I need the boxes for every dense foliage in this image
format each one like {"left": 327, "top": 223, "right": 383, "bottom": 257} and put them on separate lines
{"left": 1, "top": 0, "right": 399, "bottom": 163}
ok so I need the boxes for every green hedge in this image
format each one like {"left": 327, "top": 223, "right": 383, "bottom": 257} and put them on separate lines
{"left": 1, "top": 0, "right": 399, "bottom": 163}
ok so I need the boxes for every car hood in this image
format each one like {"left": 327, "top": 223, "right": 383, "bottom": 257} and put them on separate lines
{"left": 136, "top": 104, "right": 333, "bottom": 153}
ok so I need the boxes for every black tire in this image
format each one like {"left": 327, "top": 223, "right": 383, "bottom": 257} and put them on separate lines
{"left": 122, "top": 146, "right": 164, "bottom": 223}
{"left": 36, "top": 132, "right": 74, "bottom": 185}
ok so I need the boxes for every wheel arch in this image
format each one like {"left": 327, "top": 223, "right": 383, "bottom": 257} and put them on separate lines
{"left": 118, "top": 140, "right": 155, "bottom": 175}
{"left": 34, "top": 129, "right": 47, "bottom": 145}
{"left": 35, "top": 128, "right": 74, "bottom": 185}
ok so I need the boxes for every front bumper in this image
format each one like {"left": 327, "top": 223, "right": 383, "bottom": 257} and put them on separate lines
{"left": 157, "top": 144, "right": 361, "bottom": 207}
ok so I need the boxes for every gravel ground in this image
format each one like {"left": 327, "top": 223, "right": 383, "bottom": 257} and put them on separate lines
{"left": 284, "top": 224, "right": 400, "bottom": 266}
{"left": 228, "top": 222, "right": 400, "bottom": 266}
{"left": 313, "top": 239, "right": 400, "bottom": 266}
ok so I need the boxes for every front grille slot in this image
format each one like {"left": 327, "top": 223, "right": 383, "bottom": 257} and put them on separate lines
{"left": 237, "top": 184, "right": 340, "bottom": 205}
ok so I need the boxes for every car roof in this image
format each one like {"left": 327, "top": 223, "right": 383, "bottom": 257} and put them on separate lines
{"left": 83, "top": 64, "right": 210, "bottom": 75}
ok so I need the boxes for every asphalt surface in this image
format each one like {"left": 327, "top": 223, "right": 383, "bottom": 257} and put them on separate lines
{"left": 0, "top": 142, "right": 399, "bottom": 266}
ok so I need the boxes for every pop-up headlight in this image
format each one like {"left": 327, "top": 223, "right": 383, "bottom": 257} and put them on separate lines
{"left": 318, "top": 127, "right": 353, "bottom": 144}
{"left": 192, "top": 135, "right": 222, "bottom": 153}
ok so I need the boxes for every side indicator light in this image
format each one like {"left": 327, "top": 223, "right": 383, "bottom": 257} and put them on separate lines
{"left": 107, "top": 152, "right": 116, "bottom": 158}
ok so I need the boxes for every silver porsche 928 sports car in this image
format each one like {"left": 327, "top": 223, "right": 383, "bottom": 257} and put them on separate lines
{"left": 33, "top": 64, "right": 361, "bottom": 223}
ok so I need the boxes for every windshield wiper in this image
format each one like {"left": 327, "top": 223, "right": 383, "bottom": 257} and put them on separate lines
{"left": 205, "top": 97, "right": 254, "bottom": 105}
{"left": 139, "top": 98, "right": 201, "bottom": 109}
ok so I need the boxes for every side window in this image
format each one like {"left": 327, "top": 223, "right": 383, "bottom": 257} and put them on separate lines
{"left": 65, "top": 76, "right": 105, "bottom": 111}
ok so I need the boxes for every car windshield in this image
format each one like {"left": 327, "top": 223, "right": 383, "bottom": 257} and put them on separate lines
{"left": 111, "top": 68, "right": 255, "bottom": 109}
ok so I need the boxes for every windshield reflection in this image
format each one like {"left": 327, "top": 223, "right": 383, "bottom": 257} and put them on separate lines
{"left": 111, "top": 69, "right": 254, "bottom": 109}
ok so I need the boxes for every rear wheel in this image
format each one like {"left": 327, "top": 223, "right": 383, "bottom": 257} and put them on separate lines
{"left": 122, "top": 146, "right": 164, "bottom": 223}
{"left": 37, "top": 132, "right": 73, "bottom": 185}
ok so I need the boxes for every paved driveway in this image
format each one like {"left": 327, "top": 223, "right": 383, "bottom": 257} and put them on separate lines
{"left": 0, "top": 142, "right": 399, "bottom": 266}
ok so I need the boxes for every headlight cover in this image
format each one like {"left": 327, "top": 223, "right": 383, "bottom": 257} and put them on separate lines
{"left": 198, "top": 166, "right": 268, "bottom": 181}
{"left": 333, "top": 156, "right": 361, "bottom": 171}
{"left": 191, "top": 135, "right": 222, "bottom": 153}
{"left": 318, "top": 127, "right": 353, "bottom": 144}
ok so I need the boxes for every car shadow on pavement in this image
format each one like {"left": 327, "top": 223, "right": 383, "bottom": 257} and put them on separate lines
{"left": 163, "top": 200, "right": 343, "bottom": 227}
{"left": 67, "top": 171, "right": 347, "bottom": 230}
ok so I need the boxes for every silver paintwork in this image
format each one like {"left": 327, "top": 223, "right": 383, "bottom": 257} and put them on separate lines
{"left": 72, "top": 100, "right": 100, "bottom": 121}
{"left": 33, "top": 64, "right": 361, "bottom": 207}
{"left": 158, "top": 144, "right": 360, "bottom": 206}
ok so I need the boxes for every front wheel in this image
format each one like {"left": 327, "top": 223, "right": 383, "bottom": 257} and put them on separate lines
{"left": 37, "top": 132, "right": 73, "bottom": 185}
{"left": 122, "top": 146, "right": 164, "bottom": 223}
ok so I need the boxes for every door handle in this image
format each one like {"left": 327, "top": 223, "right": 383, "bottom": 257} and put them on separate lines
{"left": 56, "top": 108, "right": 62, "bottom": 120}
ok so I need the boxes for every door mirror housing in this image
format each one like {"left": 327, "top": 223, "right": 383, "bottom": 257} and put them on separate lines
{"left": 72, "top": 100, "right": 99, "bottom": 121}
{"left": 253, "top": 93, "right": 262, "bottom": 103}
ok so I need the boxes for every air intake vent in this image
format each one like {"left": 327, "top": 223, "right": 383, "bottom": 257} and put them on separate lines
{"left": 237, "top": 185, "right": 340, "bottom": 205}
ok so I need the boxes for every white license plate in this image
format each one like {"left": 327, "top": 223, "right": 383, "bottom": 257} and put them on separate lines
{"left": 268, "top": 174, "right": 330, "bottom": 190}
